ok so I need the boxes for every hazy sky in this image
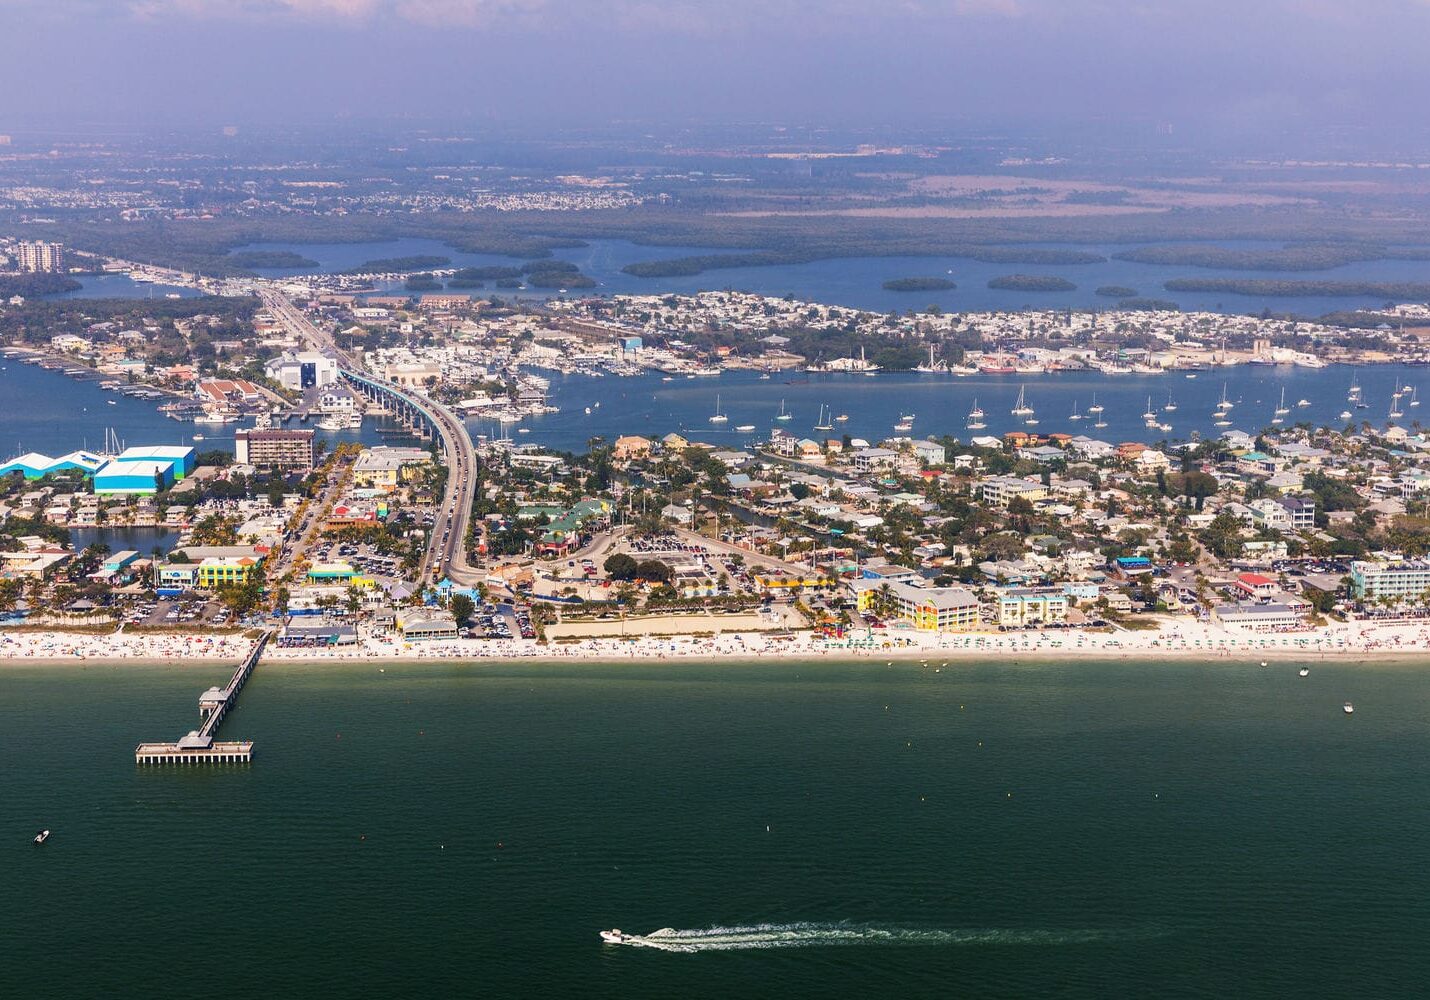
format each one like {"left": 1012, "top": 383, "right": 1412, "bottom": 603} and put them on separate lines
{"left": 2, "top": 1, "right": 1427, "bottom": 139}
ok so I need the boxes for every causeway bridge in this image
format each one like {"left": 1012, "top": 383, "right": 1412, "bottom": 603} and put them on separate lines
{"left": 135, "top": 631, "right": 271, "bottom": 765}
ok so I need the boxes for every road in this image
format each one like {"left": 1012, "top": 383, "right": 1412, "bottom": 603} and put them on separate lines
{"left": 256, "top": 288, "right": 485, "bottom": 587}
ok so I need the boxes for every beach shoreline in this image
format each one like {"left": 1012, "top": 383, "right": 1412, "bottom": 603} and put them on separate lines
{"left": 4, "top": 618, "right": 1430, "bottom": 668}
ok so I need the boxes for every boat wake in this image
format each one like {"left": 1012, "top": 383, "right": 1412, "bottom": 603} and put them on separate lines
{"left": 613, "top": 922, "right": 1127, "bottom": 953}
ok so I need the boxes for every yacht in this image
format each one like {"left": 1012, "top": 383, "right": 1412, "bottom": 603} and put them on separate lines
{"left": 1343, "top": 702, "right": 1355, "bottom": 715}
{"left": 1087, "top": 394, "right": 1104, "bottom": 415}
{"left": 1297, "top": 398, "right": 1311, "bottom": 408}
{"left": 1011, "top": 385, "right": 1033, "bottom": 416}
{"left": 1163, "top": 394, "right": 1177, "bottom": 413}
{"left": 1024, "top": 416, "right": 1039, "bottom": 426}
{"left": 1339, "top": 409, "right": 1353, "bottom": 420}
{"left": 735, "top": 424, "right": 756, "bottom": 433}
{"left": 966, "top": 398, "right": 987, "bottom": 430}
{"left": 316, "top": 414, "right": 347, "bottom": 431}
{"left": 1142, "top": 396, "right": 1156, "bottom": 421}
{"left": 708, "top": 394, "right": 728, "bottom": 424}
{"left": 600, "top": 929, "right": 634, "bottom": 944}
{"left": 1274, "top": 388, "right": 1290, "bottom": 416}
{"left": 834, "top": 413, "right": 849, "bottom": 423}
{"left": 33, "top": 829, "right": 49, "bottom": 845}
{"left": 1215, "top": 417, "right": 1232, "bottom": 427}
{"left": 775, "top": 399, "right": 793, "bottom": 422}
{"left": 895, "top": 415, "right": 914, "bottom": 432}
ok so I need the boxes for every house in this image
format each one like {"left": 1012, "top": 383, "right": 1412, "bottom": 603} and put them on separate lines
{"left": 913, "top": 440, "right": 946, "bottom": 466}
{"left": 979, "top": 476, "right": 1048, "bottom": 508}
{"left": 853, "top": 447, "right": 898, "bottom": 473}
{"left": 661, "top": 503, "right": 694, "bottom": 525}
{"left": 612, "top": 435, "right": 652, "bottom": 461}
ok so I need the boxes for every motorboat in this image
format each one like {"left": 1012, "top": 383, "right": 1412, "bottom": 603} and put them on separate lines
{"left": 835, "top": 413, "right": 849, "bottom": 423}
{"left": 33, "top": 829, "right": 49, "bottom": 845}
{"left": 1299, "top": 667, "right": 1310, "bottom": 677}
{"left": 1339, "top": 410, "right": 1353, "bottom": 420}
{"left": 1343, "top": 701, "right": 1355, "bottom": 715}
{"left": 600, "top": 929, "right": 634, "bottom": 944}
{"left": 735, "top": 424, "right": 756, "bottom": 433}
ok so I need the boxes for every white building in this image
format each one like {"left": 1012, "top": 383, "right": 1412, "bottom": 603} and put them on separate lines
{"left": 265, "top": 351, "right": 339, "bottom": 390}
{"left": 17, "top": 241, "right": 64, "bottom": 273}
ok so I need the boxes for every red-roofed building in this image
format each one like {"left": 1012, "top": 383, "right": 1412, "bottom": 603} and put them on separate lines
{"left": 1235, "top": 572, "right": 1278, "bottom": 599}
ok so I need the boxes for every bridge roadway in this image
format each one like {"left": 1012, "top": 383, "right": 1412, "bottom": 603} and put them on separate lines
{"left": 256, "top": 289, "right": 484, "bottom": 586}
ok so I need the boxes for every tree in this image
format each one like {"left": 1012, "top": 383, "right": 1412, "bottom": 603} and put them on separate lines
{"left": 635, "top": 559, "right": 673, "bottom": 583}
{"left": 450, "top": 593, "right": 475, "bottom": 625}
{"left": 604, "top": 552, "right": 638, "bottom": 581}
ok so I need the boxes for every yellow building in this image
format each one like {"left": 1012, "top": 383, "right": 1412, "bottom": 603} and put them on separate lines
{"left": 196, "top": 556, "right": 261, "bottom": 589}
{"left": 853, "top": 580, "right": 981, "bottom": 631}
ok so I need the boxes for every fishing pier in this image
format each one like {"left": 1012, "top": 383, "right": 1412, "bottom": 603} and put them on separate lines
{"left": 134, "top": 632, "right": 270, "bottom": 765}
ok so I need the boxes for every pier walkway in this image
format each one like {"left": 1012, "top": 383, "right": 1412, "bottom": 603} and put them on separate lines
{"left": 135, "top": 631, "right": 271, "bottom": 765}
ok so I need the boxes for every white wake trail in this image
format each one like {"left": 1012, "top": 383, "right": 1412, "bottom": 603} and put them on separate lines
{"left": 617, "top": 923, "right": 1125, "bottom": 953}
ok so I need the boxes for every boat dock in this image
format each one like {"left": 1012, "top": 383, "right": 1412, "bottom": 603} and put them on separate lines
{"left": 135, "top": 631, "right": 270, "bottom": 765}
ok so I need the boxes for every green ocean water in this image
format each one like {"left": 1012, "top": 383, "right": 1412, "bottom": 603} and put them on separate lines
{"left": 4, "top": 656, "right": 1430, "bottom": 998}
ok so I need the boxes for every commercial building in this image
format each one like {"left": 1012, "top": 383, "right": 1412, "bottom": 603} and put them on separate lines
{"left": 852, "top": 579, "right": 981, "bottom": 632}
{"left": 996, "top": 587, "right": 1069, "bottom": 627}
{"left": 234, "top": 429, "right": 315, "bottom": 471}
{"left": 1211, "top": 602, "right": 1304, "bottom": 632}
{"left": 0, "top": 450, "right": 107, "bottom": 480}
{"left": 196, "top": 556, "right": 262, "bottom": 590}
{"left": 1350, "top": 560, "right": 1430, "bottom": 603}
{"left": 117, "top": 446, "right": 196, "bottom": 480}
{"left": 93, "top": 460, "right": 176, "bottom": 495}
{"left": 353, "top": 446, "right": 430, "bottom": 490}
{"left": 264, "top": 351, "right": 339, "bottom": 390}
{"left": 397, "top": 611, "right": 459, "bottom": 641}
{"left": 17, "top": 241, "right": 65, "bottom": 273}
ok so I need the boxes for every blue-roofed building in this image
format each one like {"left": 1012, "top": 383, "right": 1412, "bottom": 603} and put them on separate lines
{"left": 0, "top": 453, "right": 60, "bottom": 479}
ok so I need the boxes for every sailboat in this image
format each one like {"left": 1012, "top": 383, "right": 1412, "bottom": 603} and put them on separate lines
{"left": 1412, "top": 387, "right": 1421, "bottom": 408}
{"left": 775, "top": 399, "right": 793, "bottom": 422}
{"left": 813, "top": 404, "right": 834, "bottom": 432}
{"left": 1093, "top": 410, "right": 1108, "bottom": 429}
{"left": 1142, "top": 396, "right": 1156, "bottom": 420}
{"left": 1348, "top": 376, "right": 1362, "bottom": 402}
{"left": 966, "top": 399, "right": 987, "bottom": 430}
{"left": 1069, "top": 400, "right": 1083, "bottom": 422}
{"left": 1274, "top": 387, "right": 1290, "bottom": 416}
{"left": 1163, "top": 393, "right": 1177, "bottom": 413}
{"left": 1389, "top": 392, "right": 1404, "bottom": 420}
{"left": 1216, "top": 383, "right": 1233, "bottom": 411}
{"left": 1011, "top": 385, "right": 1033, "bottom": 416}
{"left": 913, "top": 344, "right": 945, "bottom": 374}
{"left": 1087, "top": 393, "right": 1104, "bottom": 414}
{"left": 708, "top": 394, "right": 728, "bottom": 424}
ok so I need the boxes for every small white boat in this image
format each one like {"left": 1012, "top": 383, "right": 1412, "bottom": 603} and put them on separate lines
{"left": 192, "top": 434, "right": 205, "bottom": 441}
{"left": 584, "top": 407, "right": 592, "bottom": 415}
{"left": 1339, "top": 410, "right": 1352, "bottom": 420}
{"left": 33, "top": 829, "right": 50, "bottom": 845}
{"left": 600, "top": 929, "right": 633, "bottom": 944}
{"left": 1343, "top": 702, "right": 1354, "bottom": 715}
{"left": 106, "top": 399, "right": 116, "bottom": 406}
{"left": 517, "top": 427, "right": 530, "bottom": 434}
{"left": 835, "top": 413, "right": 849, "bottom": 423}
{"left": 735, "top": 424, "right": 755, "bottom": 433}
{"left": 1299, "top": 667, "right": 1309, "bottom": 677}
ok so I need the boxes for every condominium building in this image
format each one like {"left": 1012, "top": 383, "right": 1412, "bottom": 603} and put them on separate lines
{"left": 979, "top": 476, "right": 1049, "bottom": 508}
{"left": 996, "top": 587, "right": 1069, "bottom": 627}
{"left": 16, "top": 241, "right": 65, "bottom": 273}
{"left": 264, "top": 351, "right": 339, "bottom": 390}
{"left": 234, "top": 429, "right": 315, "bottom": 471}
{"left": 852, "top": 579, "right": 981, "bottom": 632}
{"left": 1349, "top": 560, "right": 1430, "bottom": 603}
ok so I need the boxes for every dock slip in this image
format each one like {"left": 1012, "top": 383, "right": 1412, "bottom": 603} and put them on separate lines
{"left": 135, "top": 631, "right": 271, "bottom": 765}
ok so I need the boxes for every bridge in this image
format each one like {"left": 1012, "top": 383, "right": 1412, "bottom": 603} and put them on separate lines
{"left": 256, "top": 288, "right": 484, "bottom": 586}
{"left": 135, "top": 631, "right": 271, "bottom": 765}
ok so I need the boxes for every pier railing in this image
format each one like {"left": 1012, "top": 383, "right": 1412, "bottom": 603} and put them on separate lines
{"left": 135, "top": 631, "right": 271, "bottom": 766}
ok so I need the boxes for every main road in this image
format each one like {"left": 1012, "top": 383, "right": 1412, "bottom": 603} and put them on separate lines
{"left": 256, "top": 288, "right": 486, "bottom": 587}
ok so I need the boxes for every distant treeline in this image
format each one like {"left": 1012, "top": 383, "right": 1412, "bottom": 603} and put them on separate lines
{"left": 624, "top": 245, "right": 1103, "bottom": 280}
{"left": 0, "top": 273, "right": 81, "bottom": 297}
{"left": 1164, "top": 278, "right": 1430, "bottom": 299}
{"left": 987, "top": 274, "right": 1076, "bottom": 292}
{"left": 339, "top": 255, "right": 451, "bottom": 275}
{"left": 1117, "top": 243, "right": 1430, "bottom": 272}
{"left": 226, "top": 250, "right": 319, "bottom": 270}
{"left": 1095, "top": 285, "right": 1138, "bottom": 297}
{"left": 404, "top": 273, "right": 443, "bottom": 291}
{"left": 1115, "top": 297, "right": 1180, "bottom": 311}
{"left": 882, "top": 277, "right": 955, "bottom": 292}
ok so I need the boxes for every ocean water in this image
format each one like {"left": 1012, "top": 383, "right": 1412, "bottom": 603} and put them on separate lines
{"left": 4, "top": 656, "right": 1428, "bottom": 998}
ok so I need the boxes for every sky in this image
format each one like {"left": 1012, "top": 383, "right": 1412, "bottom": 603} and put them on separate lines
{"left": 2, "top": 1, "right": 1428, "bottom": 143}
